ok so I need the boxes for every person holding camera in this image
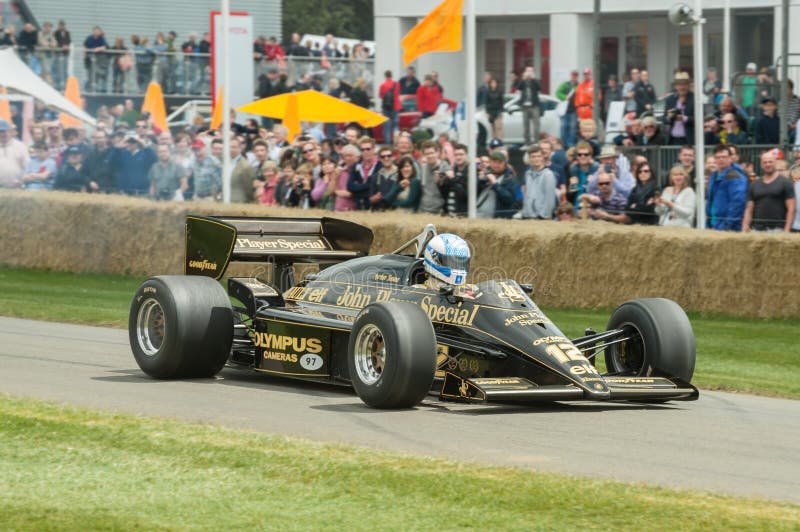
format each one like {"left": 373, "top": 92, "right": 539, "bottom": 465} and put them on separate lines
{"left": 418, "top": 140, "right": 452, "bottom": 215}
{"left": 663, "top": 72, "right": 695, "bottom": 145}
{"left": 577, "top": 167, "right": 627, "bottom": 223}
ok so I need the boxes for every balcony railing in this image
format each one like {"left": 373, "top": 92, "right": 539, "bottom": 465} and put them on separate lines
{"left": 4, "top": 44, "right": 375, "bottom": 99}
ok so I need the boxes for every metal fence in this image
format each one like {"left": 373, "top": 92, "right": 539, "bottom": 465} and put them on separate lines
{"left": 5, "top": 45, "right": 375, "bottom": 99}
{"left": 618, "top": 143, "right": 795, "bottom": 188}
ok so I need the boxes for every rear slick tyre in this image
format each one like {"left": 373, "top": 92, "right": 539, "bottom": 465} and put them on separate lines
{"left": 129, "top": 275, "right": 233, "bottom": 379}
{"left": 348, "top": 302, "right": 437, "bottom": 409}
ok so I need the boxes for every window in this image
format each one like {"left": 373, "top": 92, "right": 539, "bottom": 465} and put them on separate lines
{"left": 540, "top": 38, "right": 550, "bottom": 93}
{"left": 513, "top": 39, "right": 534, "bottom": 74}
{"left": 625, "top": 35, "right": 648, "bottom": 73}
{"left": 678, "top": 34, "right": 694, "bottom": 74}
{"left": 706, "top": 33, "right": 722, "bottom": 76}
{"left": 485, "top": 39, "right": 506, "bottom": 87}
{"left": 600, "top": 37, "right": 619, "bottom": 83}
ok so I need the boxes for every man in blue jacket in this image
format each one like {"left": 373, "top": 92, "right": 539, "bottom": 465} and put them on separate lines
{"left": 706, "top": 144, "right": 748, "bottom": 230}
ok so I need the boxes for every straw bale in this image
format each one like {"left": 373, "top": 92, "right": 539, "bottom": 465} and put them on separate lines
{"left": 1, "top": 190, "right": 798, "bottom": 318}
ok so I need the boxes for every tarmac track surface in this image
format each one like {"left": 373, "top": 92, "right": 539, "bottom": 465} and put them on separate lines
{"left": 1, "top": 317, "right": 798, "bottom": 504}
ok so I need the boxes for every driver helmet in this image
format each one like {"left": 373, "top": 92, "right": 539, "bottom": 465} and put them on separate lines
{"left": 423, "top": 234, "right": 470, "bottom": 286}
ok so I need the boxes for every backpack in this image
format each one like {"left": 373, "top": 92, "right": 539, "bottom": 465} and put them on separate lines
{"left": 382, "top": 83, "right": 396, "bottom": 112}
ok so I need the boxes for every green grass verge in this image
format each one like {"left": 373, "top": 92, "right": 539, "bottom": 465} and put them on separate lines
{"left": 1, "top": 267, "right": 798, "bottom": 399}
{"left": 1, "top": 394, "right": 798, "bottom": 530}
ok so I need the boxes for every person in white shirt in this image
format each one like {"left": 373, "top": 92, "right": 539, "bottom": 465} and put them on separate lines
{"left": 0, "top": 120, "right": 30, "bottom": 188}
{"left": 655, "top": 165, "right": 697, "bottom": 228}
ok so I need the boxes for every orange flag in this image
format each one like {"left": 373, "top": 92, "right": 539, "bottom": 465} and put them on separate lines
{"left": 141, "top": 81, "right": 168, "bottom": 132}
{"left": 0, "top": 86, "right": 11, "bottom": 123}
{"left": 59, "top": 76, "right": 82, "bottom": 128}
{"left": 210, "top": 85, "right": 224, "bottom": 130}
{"left": 401, "top": 0, "right": 463, "bottom": 66}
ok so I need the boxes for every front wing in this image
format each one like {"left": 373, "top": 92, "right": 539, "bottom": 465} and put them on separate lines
{"left": 440, "top": 373, "right": 699, "bottom": 404}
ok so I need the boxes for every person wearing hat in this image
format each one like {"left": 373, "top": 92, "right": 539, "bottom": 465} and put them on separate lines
{"left": 0, "top": 119, "right": 31, "bottom": 188}
{"left": 109, "top": 131, "right": 157, "bottom": 196}
{"left": 54, "top": 146, "right": 89, "bottom": 192}
{"left": 740, "top": 63, "right": 758, "bottom": 116}
{"left": 479, "top": 150, "right": 518, "bottom": 218}
{"left": 754, "top": 97, "right": 780, "bottom": 145}
{"left": 663, "top": 71, "right": 695, "bottom": 145}
{"left": 636, "top": 116, "right": 665, "bottom": 146}
{"left": 586, "top": 145, "right": 635, "bottom": 198}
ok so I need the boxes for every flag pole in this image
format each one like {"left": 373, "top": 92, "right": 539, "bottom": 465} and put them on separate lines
{"left": 465, "top": 0, "right": 477, "bottom": 218}
{"left": 221, "top": 0, "right": 232, "bottom": 203}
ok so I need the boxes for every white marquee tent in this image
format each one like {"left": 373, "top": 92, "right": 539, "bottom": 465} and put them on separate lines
{"left": 0, "top": 48, "right": 95, "bottom": 125}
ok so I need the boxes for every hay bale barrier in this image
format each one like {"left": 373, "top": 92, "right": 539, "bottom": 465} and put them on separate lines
{"left": 1, "top": 190, "right": 799, "bottom": 318}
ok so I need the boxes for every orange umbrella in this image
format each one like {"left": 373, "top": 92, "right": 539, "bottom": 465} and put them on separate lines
{"left": 141, "top": 81, "right": 168, "bottom": 132}
{"left": 237, "top": 89, "right": 387, "bottom": 141}
{"left": 210, "top": 85, "right": 224, "bottom": 130}
{"left": 0, "top": 86, "right": 11, "bottom": 123}
{"left": 59, "top": 76, "right": 82, "bottom": 128}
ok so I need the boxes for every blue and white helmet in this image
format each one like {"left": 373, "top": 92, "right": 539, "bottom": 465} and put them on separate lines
{"left": 424, "top": 234, "right": 471, "bottom": 286}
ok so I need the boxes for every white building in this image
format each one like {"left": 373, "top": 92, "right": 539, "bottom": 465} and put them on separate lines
{"left": 374, "top": 0, "right": 800, "bottom": 98}
{"left": 21, "top": 0, "right": 281, "bottom": 46}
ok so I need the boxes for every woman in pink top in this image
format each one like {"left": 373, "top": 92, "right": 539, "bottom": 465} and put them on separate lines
{"left": 311, "top": 155, "right": 338, "bottom": 211}
{"left": 334, "top": 144, "right": 360, "bottom": 212}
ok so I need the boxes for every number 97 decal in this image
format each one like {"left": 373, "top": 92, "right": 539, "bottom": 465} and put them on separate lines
{"left": 299, "top": 353, "right": 324, "bottom": 371}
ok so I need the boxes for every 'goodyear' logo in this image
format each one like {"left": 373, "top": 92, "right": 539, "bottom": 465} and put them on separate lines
{"left": 188, "top": 259, "right": 217, "bottom": 271}
{"left": 252, "top": 332, "right": 323, "bottom": 354}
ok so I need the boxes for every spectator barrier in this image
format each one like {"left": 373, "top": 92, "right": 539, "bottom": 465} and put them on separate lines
{"left": 1, "top": 189, "right": 798, "bottom": 319}
{"left": 13, "top": 45, "right": 375, "bottom": 98}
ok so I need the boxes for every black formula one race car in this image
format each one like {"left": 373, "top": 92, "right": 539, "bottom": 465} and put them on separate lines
{"left": 129, "top": 215, "right": 698, "bottom": 408}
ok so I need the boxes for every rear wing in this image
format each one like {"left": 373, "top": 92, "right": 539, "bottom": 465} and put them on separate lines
{"left": 184, "top": 215, "right": 373, "bottom": 284}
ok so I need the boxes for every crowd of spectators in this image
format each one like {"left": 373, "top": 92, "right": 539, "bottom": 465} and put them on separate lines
{"left": 0, "top": 98, "right": 798, "bottom": 233}
{"left": 1, "top": 17, "right": 798, "bottom": 232}
{"left": 475, "top": 63, "right": 800, "bottom": 151}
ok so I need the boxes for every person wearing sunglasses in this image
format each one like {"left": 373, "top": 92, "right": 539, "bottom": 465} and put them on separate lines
{"left": 367, "top": 146, "right": 400, "bottom": 212}
{"left": 719, "top": 113, "right": 749, "bottom": 145}
{"left": 566, "top": 141, "right": 598, "bottom": 208}
{"left": 347, "top": 136, "right": 381, "bottom": 210}
{"left": 622, "top": 162, "right": 660, "bottom": 225}
{"left": 577, "top": 167, "right": 627, "bottom": 223}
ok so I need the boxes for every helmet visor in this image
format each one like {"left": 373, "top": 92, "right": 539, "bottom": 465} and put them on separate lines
{"left": 440, "top": 254, "right": 470, "bottom": 272}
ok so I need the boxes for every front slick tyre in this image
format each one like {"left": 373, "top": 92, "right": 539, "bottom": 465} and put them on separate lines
{"left": 348, "top": 302, "right": 437, "bottom": 409}
{"left": 129, "top": 275, "right": 233, "bottom": 379}
{"left": 605, "top": 298, "right": 695, "bottom": 382}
